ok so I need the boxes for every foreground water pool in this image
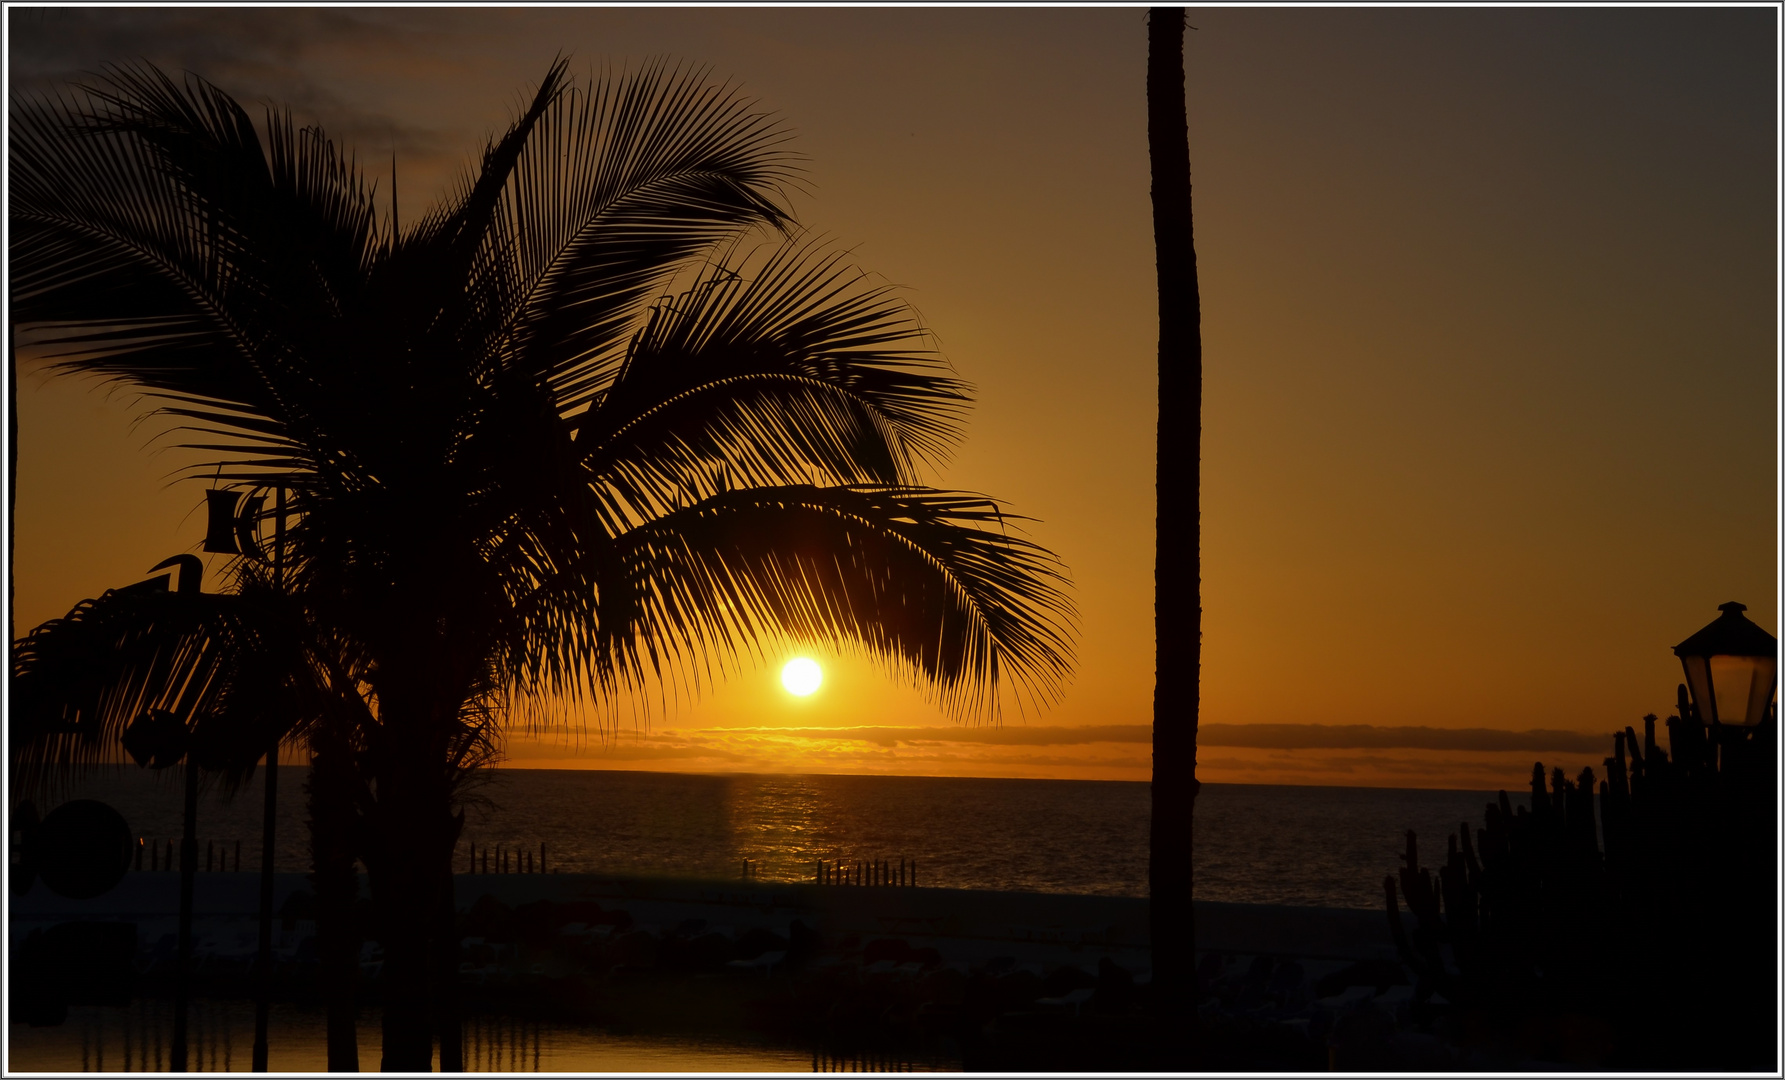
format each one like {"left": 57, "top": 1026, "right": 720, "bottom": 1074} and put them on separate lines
{"left": 6, "top": 999, "right": 951, "bottom": 1072}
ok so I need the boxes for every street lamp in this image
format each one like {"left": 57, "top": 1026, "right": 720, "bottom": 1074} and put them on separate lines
{"left": 1672, "top": 602, "right": 1778, "bottom": 728}
{"left": 203, "top": 488, "right": 265, "bottom": 557}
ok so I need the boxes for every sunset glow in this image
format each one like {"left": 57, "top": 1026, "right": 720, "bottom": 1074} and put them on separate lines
{"left": 7, "top": 9, "right": 1775, "bottom": 792}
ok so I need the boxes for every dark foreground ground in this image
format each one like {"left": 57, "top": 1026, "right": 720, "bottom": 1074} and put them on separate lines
{"left": 9, "top": 871, "right": 1613, "bottom": 1071}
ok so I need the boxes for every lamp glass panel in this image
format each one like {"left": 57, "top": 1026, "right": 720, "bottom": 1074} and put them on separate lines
{"left": 202, "top": 489, "right": 241, "bottom": 554}
{"left": 1708, "top": 653, "right": 1778, "bottom": 727}
{"left": 1682, "top": 654, "right": 1715, "bottom": 722}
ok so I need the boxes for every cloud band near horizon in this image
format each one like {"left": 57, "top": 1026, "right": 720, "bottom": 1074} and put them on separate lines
{"left": 670, "top": 723, "right": 1613, "bottom": 753}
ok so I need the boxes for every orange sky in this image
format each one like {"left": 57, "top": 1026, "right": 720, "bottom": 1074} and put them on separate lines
{"left": 7, "top": 8, "right": 1778, "bottom": 791}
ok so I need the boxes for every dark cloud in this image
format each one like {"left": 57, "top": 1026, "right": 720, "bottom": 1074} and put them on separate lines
{"left": 8, "top": 9, "right": 462, "bottom": 171}
{"left": 21, "top": 10, "right": 318, "bottom": 90}
{"left": 8, "top": 8, "right": 415, "bottom": 86}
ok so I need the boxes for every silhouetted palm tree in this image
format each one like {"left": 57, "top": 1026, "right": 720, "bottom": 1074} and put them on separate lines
{"left": 10, "top": 559, "right": 315, "bottom": 796}
{"left": 10, "top": 556, "right": 377, "bottom": 1068}
{"left": 11, "top": 60, "right": 1076, "bottom": 1069}
{"left": 1147, "top": 6, "right": 1202, "bottom": 1034}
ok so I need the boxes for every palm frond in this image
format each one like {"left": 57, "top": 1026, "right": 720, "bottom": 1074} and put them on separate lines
{"left": 12, "top": 584, "right": 215, "bottom": 797}
{"left": 569, "top": 484, "right": 1074, "bottom": 722}
{"left": 486, "top": 59, "right": 800, "bottom": 399}
{"left": 378, "top": 56, "right": 573, "bottom": 363}
{"left": 10, "top": 64, "right": 382, "bottom": 474}
{"left": 9, "top": 566, "right": 319, "bottom": 800}
{"left": 580, "top": 238, "right": 970, "bottom": 530}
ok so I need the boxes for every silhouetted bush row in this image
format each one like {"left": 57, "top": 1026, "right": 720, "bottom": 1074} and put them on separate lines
{"left": 1385, "top": 696, "right": 1777, "bottom": 1070}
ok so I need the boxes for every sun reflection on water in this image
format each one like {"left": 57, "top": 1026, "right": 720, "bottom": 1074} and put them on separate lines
{"left": 728, "top": 773, "right": 827, "bottom": 878}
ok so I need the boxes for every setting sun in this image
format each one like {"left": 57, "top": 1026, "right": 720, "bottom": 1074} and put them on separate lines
{"left": 780, "top": 657, "right": 823, "bottom": 696}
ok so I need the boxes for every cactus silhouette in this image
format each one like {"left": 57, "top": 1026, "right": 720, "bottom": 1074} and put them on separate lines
{"left": 1384, "top": 690, "right": 1776, "bottom": 1069}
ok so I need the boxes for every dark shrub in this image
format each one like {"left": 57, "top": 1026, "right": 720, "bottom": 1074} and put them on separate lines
{"left": 604, "top": 929, "right": 658, "bottom": 969}
{"left": 464, "top": 894, "right": 514, "bottom": 942}
{"left": 733, "top": 926, "right": 788, "bottom": 960}
{"left": 1041, "top": 964, "right": 1096, "bottom": 997}
{"left": 862, "top": 937, "right": 909, "bottom": 966}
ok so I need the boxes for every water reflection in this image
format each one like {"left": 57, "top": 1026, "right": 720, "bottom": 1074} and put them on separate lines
{"left": 9, "top": 1002, "right": 833, "bottom": 1072}
{"left": 456, "top": 772, "right": 950, "bottom": 887}
{"left": 460, "top": 1013, "right": 636, "bottom": 1073}
{"left": 467, "top": 1012, "right": 543, "bottom": 1072}
{"left": 730, "top": 774, "right": 827, "bottom": 879}
{"left": 14, "top": 999, "right": 343, "bottom": 1073}
{"left": 812, "top": 1047, "right": 938, "bottom": 1072}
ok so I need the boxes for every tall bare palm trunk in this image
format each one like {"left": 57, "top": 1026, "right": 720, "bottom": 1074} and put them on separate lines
{"left": 1148, "top": 5, "right": 1202, "bottom": 1023}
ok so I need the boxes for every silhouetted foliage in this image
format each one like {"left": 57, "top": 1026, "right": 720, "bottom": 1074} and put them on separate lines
{"left": 10, "top": 562, "right": 316, "bottom": 798}
{"left": 11, "top": 58, "right": 1075, "bottom": 1069}
{"left": 1386, "top": 697, "right": 1777, "bottom": 1069}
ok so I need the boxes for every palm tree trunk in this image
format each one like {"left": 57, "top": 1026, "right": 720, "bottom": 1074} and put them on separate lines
{"left": 1147, "top": 4, "right": 1202, "bottom": 1026}
{"left": 172, "top": 760, "right": 200, "bottom": 1072}
{"left": 307, "top": 741, "right": 362, "bottom": 1071}
{"left": 434, "top": 814, "right": 466, "bottom": 1072}
{"left": 366, "top": 775, "right": 441, "bottom": 1071}
{"left": 253, "top": 743, "right": 278, "bottom": 1071}
{"left": 377, "top": 907, "right": 435, "bottom": 1072}
{"left": 363, "top": 711, "right": 460, "bottom": 1073}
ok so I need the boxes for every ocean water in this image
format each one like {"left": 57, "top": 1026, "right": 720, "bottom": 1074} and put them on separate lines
{"left": 26, "top": 767, "right": 1507, "bottom": 910}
